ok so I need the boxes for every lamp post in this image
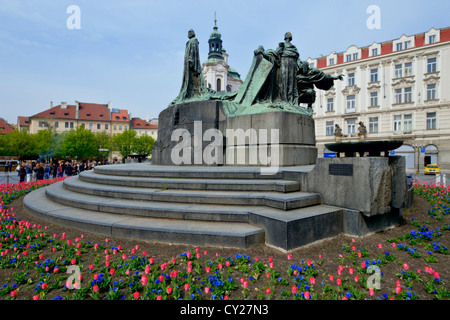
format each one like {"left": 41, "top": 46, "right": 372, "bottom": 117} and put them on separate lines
{"left": 413, "top": 144, "right": 423, "bottom": 175}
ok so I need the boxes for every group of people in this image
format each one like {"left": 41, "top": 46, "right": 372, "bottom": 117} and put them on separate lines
{"left": 16, "top": 160, "right": 104, "bottom": 182}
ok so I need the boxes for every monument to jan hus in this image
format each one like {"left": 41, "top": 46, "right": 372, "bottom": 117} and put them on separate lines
{"left": 152, "top": 30, "right": 343, "bottom": 166}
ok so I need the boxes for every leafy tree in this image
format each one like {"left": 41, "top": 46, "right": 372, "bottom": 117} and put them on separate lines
{"left": 61, "top": 126, "right": 98, "bottom": 159}
{"left": 112, "top": 129, "right": 138, "bottom": 162}
{"left": 6, "top": 130, "right": 38, "bottom": 158}
{"left": 133, "top": 134, "right": 156, "bottom": 156}
{"left": 94, "top": 131, "right": 113, "bottom": 159}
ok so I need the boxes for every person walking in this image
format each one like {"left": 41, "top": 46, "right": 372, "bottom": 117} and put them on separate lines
{"left": 19, "top": 162, "right": 26, "bottom": 182}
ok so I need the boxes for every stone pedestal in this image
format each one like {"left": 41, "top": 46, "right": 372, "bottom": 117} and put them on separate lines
{"left": 152, "top": 101, "right": 317, "bottom": 167}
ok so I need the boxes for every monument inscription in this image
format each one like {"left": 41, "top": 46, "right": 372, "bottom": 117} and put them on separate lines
{"left": 329, "top": 163, "right": 353, "bottom": 176}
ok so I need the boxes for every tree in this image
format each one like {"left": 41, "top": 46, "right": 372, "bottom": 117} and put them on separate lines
{"left": 133, "top": 134, "right": 156, "bottom": 156}
{"left": 6, "top": 130, "right": 38, "bottom": 158}
{"left": 61, "top": 126, "right": 98, "bottom": 159}
{"left": 112, "top": 129, "right": 138, "bottom": 162}
{"left": 94, "top": 131, "right": 112, "bottom": 160}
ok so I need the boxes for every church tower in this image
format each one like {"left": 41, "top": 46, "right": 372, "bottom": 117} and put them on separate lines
{"left": 202, "top": 13, "right": 243, "bottom": 93}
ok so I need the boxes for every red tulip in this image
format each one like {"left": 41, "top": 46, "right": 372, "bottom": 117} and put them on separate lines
{"left": 395, "top": 286, "right": 401, "bottom": 294}
{"left": 166, "top": 286, "right": 173, "bottom": 295}
{"left": 291, "top": 286, "right": 297, "bottom": 294}
{"left": 205, "top": 287, "right": 210, "bottom": 294}
{"left": 133, "top": 292, "right": 140, "bottom": 300}
{"left": 304, "top": 291, "right": 310, "bottom": 300}
{"left": 265, "top": 287, "right": 271, "bottom": 294}
{"left": 93, "top": 285, "right": 99, "bottom": 292}
{"left": 184, "top": 283, "right": 190, "bottom": 291}
{"left": 368, "top": 288, "right": 374, "bottom": 296}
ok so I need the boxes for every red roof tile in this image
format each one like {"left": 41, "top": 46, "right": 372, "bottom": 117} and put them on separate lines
{"left": 131, "top": 117, "right": 158, "bottom": 129}
{"left": 0, "top": 118, "right": 15, "bottom": 135}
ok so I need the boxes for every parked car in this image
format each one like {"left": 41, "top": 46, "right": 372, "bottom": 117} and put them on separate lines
{"left": 424, "top": 164, "right": 441, "bottom": 175}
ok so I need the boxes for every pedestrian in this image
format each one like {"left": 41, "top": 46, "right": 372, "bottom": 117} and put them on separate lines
{"left": 36, "top": 163, "right": 44, "bottom": 180}
{"left": 57, "top": 162, "right": 64, "bottom": 178}
{"left": 64, "top": 161, "right": 72, "bottom": 177}
{"left": 25, "top": 161, "right": 32, "bottom": 182}
{"left": 19, "top": 162, "right": 26, "bottom": 182}
{"left": 44, "top": 163, "right": 50, "bottom": 180}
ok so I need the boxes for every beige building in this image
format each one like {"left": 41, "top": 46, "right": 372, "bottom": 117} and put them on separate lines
{"left": 308, "top": 27, "right": 450, "bottom": 171}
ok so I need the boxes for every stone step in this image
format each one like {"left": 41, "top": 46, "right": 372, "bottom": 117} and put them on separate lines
{"left": 62, "top": 176, "right": 321, "bottom": 211}
{"left": 25, "top": 183, "right": 345, "bottom": 251}
{"left": 78, "top": 170, "right": 301, "bottom": 193}
{"left": 92, "top": 163, "right": 313, "bottom": 181}
{"left": 24, "top": 188, "right": 265, "bottom": 249}
{"left": 45, "top": 181, "right": 252, "bottom": 223}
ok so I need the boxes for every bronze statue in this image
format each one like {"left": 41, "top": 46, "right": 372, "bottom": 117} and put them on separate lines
{"left": 171, "top": 29, "right": 207, "bottom": 105}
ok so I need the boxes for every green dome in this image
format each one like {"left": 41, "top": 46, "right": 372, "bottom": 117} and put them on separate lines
{"left": 210, "top": 26, "right": 221, "bottom": 39}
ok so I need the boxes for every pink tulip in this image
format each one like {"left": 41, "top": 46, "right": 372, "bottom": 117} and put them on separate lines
{"left": 395, "top": 286, "right": 401, "bottom": 294}
{"left": 348, "top": 267, "right": 354, "bottom": 275}
{"left": 309, "top": 277, "right": 316, "bottom": 285}
{"left": 329, "top": 274, "right": 334, "bottom": 282}
{"left": 33, "top": 295, "right": 40, "bottom": 300}
{"left": 109, "top": 268, "right": 115, "bottom": 276}
{"left": 287, "top": 254, "right": 292, "bottom": 260}
{"left": 304, "top": 291, "right": 310, "bottom": 300}
{"left": 184, "top": 283, "right": 190, "bottom": 291}
{"left": 368, "top": 288, "right": 374, "bottom": 296}
{"left": 403, "top": 263, "right": 409, "bottom": 271}
{"left": 205, "top": 287, "right": 210, "bottom": 294}
{"left": 10, "top": 290, "right": 17, "bottom": 297}
{"left": 41, "top": 283, "right": 47, "bottom": 290}
{"left": 265, "top": 288, "right": 271, "bottom": 294}
{"left": 93, "top": 285, "right": 99, "bottom": 292}
{"left": 291, "top": 286, "right": 297, "bottom": 294}
{"left": 336, "top": 278, "right": 342, "bottom": 286}
{"left": 243, "top": 281, "right": 248, "bottom": 289}
{"left": 133, "top": 292, "right": 140, "bottom": 300}
{"left": 141, "top": 275, "right": 148, "bottom": 286}
{"left": 166, "top": 286, "right": 173, "bottom": 295}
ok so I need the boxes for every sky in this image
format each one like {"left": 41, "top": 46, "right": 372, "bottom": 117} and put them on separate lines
{"left": 0, "top": 0, "right": 449, "bottom": 125}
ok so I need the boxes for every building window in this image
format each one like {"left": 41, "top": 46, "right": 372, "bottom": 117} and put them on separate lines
{"left": 395, "top": 89, "right": 402, "bottom": 104}
{"left": 370, "top": 91, "right": 379, "bottom": 107}
{"left": 346, "top": 95, "right": 356, "bottom": 113}
{"left": 38, "top": 121, "right": 47, "bottom": 128}
{"left": 105, "top": 124, "right": 109, "bottom": 130}
{"left": 370, "top": 69, "right": 378, "bottom": 82}
{"left": 326, "top": 98, "right": 334, "bottom": 112}
{"left": 97, "top": 123, "right": 101, "bottom": 130}
{"left": 372, "top": 48, "right": 378, "bottom": 57}
{"left": 54, "top": 121, "right": 59, "bottom": 128}
{"left": 347, "top": 120, "right": 356, "bottom": 134}
{"left": 346, "top": 54, "right": 351, "bottom": 62}
{"left": 217, "top": 78, "right": 221, "bottom": 92}
{"left": 395, "top": 64, "right": 403, "bottom": 78}
{"left": 429, "top": 35, "right": 436, "bottom": 44}
{"left": 426, "top": 112, "right": 437, "bottom": 130}
{"left": 404, "top": 62, "right": 413, "bottom": 76}
{"left": 326, "top": 121, "right": 334, "bottom": 136}
{"left": 404, "top": 41, "right": 411, "bottom": 49}
{"left": 125, "top": 125, "right": 128, "bottom": 130}
{"left": 348, "top": 73, "right": 355, "bottom": 86}
{"left": 369, "top": 117, "right": 379, "bottom": 133}
{"left": 427, "top": 84, "right": 436, "bottom": 100}
{"left": 394, "top": 115, "right": 402, "bottom": 132}
{"left": 427, "top": 58, "right": 437, "bottom": 73}
{"left": 396, "top": 43, "right": 403, "bottom": 51}
{"left": 65, "top": 122, "right": 69, "bottom": 128}
{"left": 404, "top": 87, "right": 412, "bottom": 103}
{"left": 404, "top": 114, "right": 412, "bottom": 131}
{"left": 352, "top": 53, "right": 358, "bottom": 61}
{"left": 309, "top": 63, "right": 315, "bottom": 68}
{"left": 119, "top": 125, "right": 122, "bottom": 131}
{"left": 328, "top": 58, "right": 334, "bottom": 66}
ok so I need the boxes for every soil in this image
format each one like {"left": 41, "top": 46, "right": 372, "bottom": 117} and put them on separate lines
{"left": 1, "top": 192, "right": 450, "bottom": 302}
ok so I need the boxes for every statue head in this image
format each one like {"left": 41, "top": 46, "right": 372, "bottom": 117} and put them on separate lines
{"left": 188, "top": 29, "right": 196, "bottom": 39}
{"left": 284, "top": 32, "right": 293, "bottom": 41}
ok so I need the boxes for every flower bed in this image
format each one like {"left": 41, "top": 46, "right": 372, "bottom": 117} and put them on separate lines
{"left": 0, "top": 179, "right": 449, "bottom": 300}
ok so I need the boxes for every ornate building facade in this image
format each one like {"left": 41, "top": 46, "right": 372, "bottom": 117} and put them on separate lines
{"left": 308, "top": 27, "right": 450, "bottom": 171}
{"left": 202, "top": 19, "right": 243, "bottom": 93}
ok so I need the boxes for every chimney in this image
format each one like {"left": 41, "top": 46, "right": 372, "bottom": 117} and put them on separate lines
{"left": 145, "top": 114, "right": 149, "bottom": 122}
{"left": 50, "top": 101, "right": 53, "bottom": 108}
{"left": 61, "top": 102, "right": 67, "bottom": 109}
{"left": 75, "top": 101, "right": 79, "bottom": 120}
{"left": 107, "top": 101, "right": 111, "bottom": 110}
